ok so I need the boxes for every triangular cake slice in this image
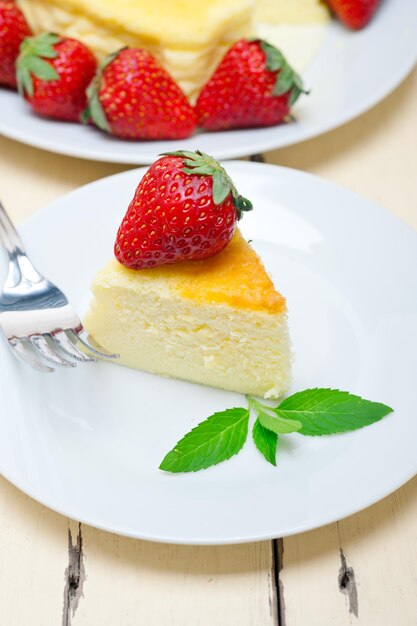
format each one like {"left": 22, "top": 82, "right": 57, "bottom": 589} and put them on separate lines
{"left": 84, "top": 229, "right": 291, "bottom": 398}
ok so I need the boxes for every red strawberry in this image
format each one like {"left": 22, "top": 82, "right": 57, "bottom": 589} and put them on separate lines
{"left": 0, "top": 0, "right": 32, "bottom": 88}
{"left": 16, "top": 32, "right": 97, "bottom": 122}
{"left": 325, "top": 0, "right": 381, "bottom": 29}
{"left": 114, "top": 151, "right": 252, "bottom": 269}
{"left": 83, "top": 47, "right": 197, "bottom": 140}
{"left": 196, "top": 39, "right": 307, "bottom": 131}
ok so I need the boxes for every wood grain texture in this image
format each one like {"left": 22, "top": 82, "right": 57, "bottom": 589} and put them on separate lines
{"left": 280, "top": 479, "right": 417, "bottom": 626}
{"left": 71, "top": 527, "right": 275, "bottom": 626}
{"left": 338, "top": 547, "right": 358, "bottom": 618}
{"left": 0, "top": 478, "right": 68, "bottom": 626}
{"left": 0, "top": 64, "right": 416, "bottom": 626}
{"left": 63, "top": 522, "right": 86, "bottom": 626}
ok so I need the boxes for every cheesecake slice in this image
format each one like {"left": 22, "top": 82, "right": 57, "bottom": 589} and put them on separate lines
{"left": 84, "top": 229, "right": 291, "bottom": 398}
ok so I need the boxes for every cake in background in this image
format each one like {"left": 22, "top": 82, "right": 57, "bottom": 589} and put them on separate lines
{"left": 16, "top": 0, "right": 330, "bottom": 100}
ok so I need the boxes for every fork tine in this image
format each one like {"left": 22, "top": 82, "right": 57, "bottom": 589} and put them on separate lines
{"left": 71, "top": 329, "right": 119, "bottom": 360}
{"left": 30, "top": 334, "right": 76, "bottom": 368}
{"left": 8, "top": 337, "right": 54, "bottom": 373}
{"left": 53, "top": 330, "right": 97, "bottom": 363}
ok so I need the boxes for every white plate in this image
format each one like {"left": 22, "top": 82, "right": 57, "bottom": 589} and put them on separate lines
{"left": 0, "top": 1, "right": 416, "bottom": 163}
{"left": 0, "top": 161, "right": 416, "bottom": 544}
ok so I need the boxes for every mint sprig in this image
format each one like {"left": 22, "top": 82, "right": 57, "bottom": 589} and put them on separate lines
{"left": 159, "top": 407, "right": 249, "bottom": 473}
{"left": 162, "top": 150, "right": 253, "bottom": 219}
{"left": 274, "top": 388, "right": 392, "bottom": 436}
{"left": 252, "top": 419, "right": 278, "bottom": 466}
{"left": 160, "top": 389, "right": 393, "bottom": 473}
{"left": 16, "top": 33, "right": 60, "bottom": 97}
{"left": 250, "top": 396, "right": 302, "bottom": 435}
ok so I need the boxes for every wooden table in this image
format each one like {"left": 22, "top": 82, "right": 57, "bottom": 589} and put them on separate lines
{"left": 0, "top": 68, "right": 416, "bottom": 626}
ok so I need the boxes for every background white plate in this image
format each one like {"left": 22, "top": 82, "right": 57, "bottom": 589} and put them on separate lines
{"left": 0, "top": 0, "right": 416, "bottom": 163}
{"left": 0, "top": 161, "right": 416, "bottom": 545}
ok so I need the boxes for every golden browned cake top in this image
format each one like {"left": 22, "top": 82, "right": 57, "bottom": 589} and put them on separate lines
{"left": 112, "top": 229, "right": 286, "bottom": 313}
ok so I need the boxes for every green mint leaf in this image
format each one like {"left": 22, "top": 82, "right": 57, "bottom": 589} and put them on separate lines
{"left": 258, "top": 408, "right": 302, "bottom": 435}
{"left": 274, "top": 388, "right": 393, "bottom": 436}
{"left": 252, "top": 418, "right": 277, "bottom": 466}
{"left": 160, "top": 407, "right": 249, "bottom": 473}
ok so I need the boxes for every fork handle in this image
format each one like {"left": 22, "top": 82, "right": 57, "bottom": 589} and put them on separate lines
{"left": 0, "top": 199, "right": 43, "bottom": 285}
{"left": 0, "top": 198, "right": 26, "bottom": 258}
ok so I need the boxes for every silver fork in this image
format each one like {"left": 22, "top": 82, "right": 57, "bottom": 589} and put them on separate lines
{"left": 0, "top": 199, "right": 118, "bottom": 372}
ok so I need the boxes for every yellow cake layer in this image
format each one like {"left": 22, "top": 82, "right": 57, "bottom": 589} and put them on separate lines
{"left": 84, "top": 230, "right": 291, "bottom": 398}
{"left": 17, "top": 0, "right": 329, "bottom": 99}
{"left": 17, "top": 0, "right": 253, "bottom": 100}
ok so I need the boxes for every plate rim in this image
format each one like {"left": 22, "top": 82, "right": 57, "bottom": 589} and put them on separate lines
{"left": 1, "top": 459, "right": 415, "bottom": 545}
{"left": 0, "top": 10, "right": 416, "bottom": 164}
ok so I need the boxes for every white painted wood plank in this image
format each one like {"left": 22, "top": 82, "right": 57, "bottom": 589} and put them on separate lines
{"left": 280, "top": 477, "right": 417, "bottom": 626}
{"left": 72, "top": 526, "right": 275, "bottom": 626}
{"left": 339, "top": 478, "right": 417, "bottom": 624}
{"left": 0, "top": 477, "right": 69, "bottom": 625}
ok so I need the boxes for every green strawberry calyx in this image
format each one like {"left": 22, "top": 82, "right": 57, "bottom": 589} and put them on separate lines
{"left": 16, "top": 33, "right": 61, "bottom": 97}
{"left": 81, "top": 48, "right": 126, "bottom": 132}
{"left": 252, "top": 39, "right": 308, "bottom": 106}
{"left": 162, "top": 150, "right": 253, "bottom": 219}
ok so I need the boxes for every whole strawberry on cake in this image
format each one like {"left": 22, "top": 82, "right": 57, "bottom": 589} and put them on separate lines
{"left": 84, "top": 151, "right": 292, "bottom": 399}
